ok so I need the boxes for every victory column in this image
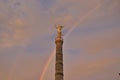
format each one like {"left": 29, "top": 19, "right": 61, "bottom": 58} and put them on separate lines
{"left": 55, "top": 25, "right": 64, "bottom": 80}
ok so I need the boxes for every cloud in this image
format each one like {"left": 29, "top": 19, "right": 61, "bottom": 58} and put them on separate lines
{"left": 9, "top": 18, "right": 23, "bottom": 27}
{"left": 0, "top": 0, "right": 120, "bottom": 80}
{"left": 66, "top": 27, "right": 120, "bottom": 55}
{"left": 83, "top": 29, "right": 120, "bottom": 54}
{"left": 0, "top": 0, "right": 43, "bottom": 48}
{"left": 65, "top": 55, "right": 120, "bottom": 80}
{"left": 0, "top": 17, "right": 28, "bottom": 48}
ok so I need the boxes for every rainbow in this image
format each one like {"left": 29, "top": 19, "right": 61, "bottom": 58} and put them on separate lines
{"left": 39, "top": 49, "right": 56, "bottom": 80}
{"left": 39, "top": 1, "right": 102, "bottom": 80}
{"left": 7, "top": 1, "right": 102, "bottom": 80}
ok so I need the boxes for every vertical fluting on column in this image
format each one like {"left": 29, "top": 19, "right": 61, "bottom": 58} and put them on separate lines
{"left": 55, "top": 25, "right": 64, "bottom": 80}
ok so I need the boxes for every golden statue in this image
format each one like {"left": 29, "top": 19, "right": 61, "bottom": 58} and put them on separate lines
{"left": 56, "top": 25, "right": 63, "bottom": 38}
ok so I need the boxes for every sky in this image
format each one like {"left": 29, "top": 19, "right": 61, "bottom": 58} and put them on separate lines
{"left": 0, "top": 0, "right": 120, "bottom": 80}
